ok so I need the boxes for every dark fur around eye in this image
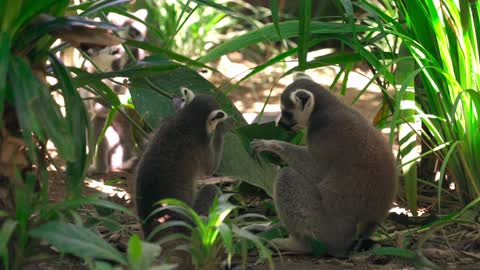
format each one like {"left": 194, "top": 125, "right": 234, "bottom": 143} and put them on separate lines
{"left": 282, "top": 111, "right": 293, "bottom": 119}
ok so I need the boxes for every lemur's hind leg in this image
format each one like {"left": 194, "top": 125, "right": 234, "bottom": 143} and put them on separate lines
{"left": 271, "top": 167, "right": 323, "bottom": 253}
{"left": 274, "top": 167, "right": 357, "bottom": 257}
{"left": 193, "top": 184, "right": 221, "bottom": 216}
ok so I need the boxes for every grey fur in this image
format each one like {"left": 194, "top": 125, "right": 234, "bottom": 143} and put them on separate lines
{"left": 251, "top": 74, "right": 397, "bottom": 257}
{"left": 135, "top": 91, "right": 231, "bottom": 240}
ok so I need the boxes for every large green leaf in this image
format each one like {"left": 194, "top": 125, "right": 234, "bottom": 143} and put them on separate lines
{"left": 219, "top": 122, "right": 296, "bottom": 195}
{"left": 130, "top": 62, "right": 245, "bottom": 128}
{"left": 236, "top": 122, "right": 295, "bottom": 143}
{"left": 30, "top": 221, "right": 127, "bottom": 265}
{"left": 9, "top": 55, "right": 75, "bottom": 160}
{"left": 218, "top": 133, "right": 276, "bottom": 196}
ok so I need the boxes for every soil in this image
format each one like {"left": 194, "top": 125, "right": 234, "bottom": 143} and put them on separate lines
{"left": 32, "top": 53, "right": 480, "bottom": 270}
{"left": 38, "top": 167, "right": 480, "bottom": 270}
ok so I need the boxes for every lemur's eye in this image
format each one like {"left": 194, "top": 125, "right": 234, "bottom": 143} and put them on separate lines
{"left": 282, "top": 111, "right": 293, "bottom": 119}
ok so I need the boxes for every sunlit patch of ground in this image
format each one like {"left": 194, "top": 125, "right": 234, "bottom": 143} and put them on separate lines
{"left": 85, "top": 178, "right": 131, "bottom": 202}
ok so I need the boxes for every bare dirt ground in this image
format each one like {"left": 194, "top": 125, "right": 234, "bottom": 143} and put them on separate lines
{"left": 35, "top": 53, "right": 480, "bottom": 269}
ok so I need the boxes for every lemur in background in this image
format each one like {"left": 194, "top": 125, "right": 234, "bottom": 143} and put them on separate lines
{"left": 79, "top": 10, "right": 148, "bottom": 174}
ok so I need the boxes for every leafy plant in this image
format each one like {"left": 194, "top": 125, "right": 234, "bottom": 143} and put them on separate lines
{"left": 144, "top": 0, "right": 252, "bottom": 58}
{"left": 147, "top": 194, "right": 274, "bottom": 270}
{"left": 30, "top": 222, "right": 176, "bottom": 270}
{"left": 395, "top": 0, "right": 480, "bottom": 210}
{"left": 0, "top": 0, "right": 128, "bottom": 268}
{"left": 332, "top": 0, "right": 480, "bottom": 213}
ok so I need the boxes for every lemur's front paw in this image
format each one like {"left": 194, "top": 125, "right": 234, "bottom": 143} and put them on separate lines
{"left": 250, "top": 139, "right": 273, "bottom": 154}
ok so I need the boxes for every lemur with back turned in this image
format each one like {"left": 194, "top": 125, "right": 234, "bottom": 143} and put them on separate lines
{"left": 251, "top": 73, "right": 397, "bottom": 257}
{"left": 135, "top": 88, "right": 232, "bottom": 241}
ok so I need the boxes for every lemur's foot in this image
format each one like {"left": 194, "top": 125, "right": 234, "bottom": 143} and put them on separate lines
{"left": 271, "top": 237, "right": 311, "bottom": 254}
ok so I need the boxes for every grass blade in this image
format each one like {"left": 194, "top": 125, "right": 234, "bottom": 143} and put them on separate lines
{"left": 269, "top": 0, "right": 282, "bottom": 41}
{"left": 224, "top": 47, "right": 298, "bottom": 94}
{"left": 0, "top": 219, "right": 17, "bottom": 269}
{"left": 125, "top": 39, "right": 217, "bottom": 72}
{"left": 298, "top": 0, "right": 312, "bottom": 70}
{"left": 79, "top": 0, "right": 130, "bottom": 17}
{"left": 191, "top": 0, "right": 248, "bottom": 21}
{"left": 0, "top": 32, "right": 10, "bottom": 128}
{"left": 396, "top": 43, "right": 419, "bottom": 215}
{"left": 198, "top": 21, "right": 374, "bottom": 64}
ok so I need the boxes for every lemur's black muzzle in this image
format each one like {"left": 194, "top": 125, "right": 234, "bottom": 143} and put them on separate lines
{"left": 278, "top": 117, "right": 296, "bottom": 130}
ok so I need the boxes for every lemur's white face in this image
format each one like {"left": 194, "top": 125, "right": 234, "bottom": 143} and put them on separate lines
{"left": 278, "top": 89, "right": 314, "bottom": 131}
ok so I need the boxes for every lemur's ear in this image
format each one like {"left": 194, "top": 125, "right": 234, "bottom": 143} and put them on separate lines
{"left": 178, "top": 87, "right": 196, "bottom": 109}
{"left": 293, "top": 72, "right": 312, "bottom": 81}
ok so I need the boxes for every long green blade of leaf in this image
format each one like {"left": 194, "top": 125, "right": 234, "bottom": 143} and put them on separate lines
{"left": 198, "top": 21, "right": 374, "bottom": 64}
{"left": 298, "top": 0, "right": 311, "bottom": 70}
{"left": 191, "top": 0, "right": 249, "bottom": 21}
{"left": 269, "top": 0, "right": 282, "bottom": 41}
{"left": 125, "top": 39, "right": 217, "bottom": 72}
{"left": 30, "top": 221, "right": 127, "bottom": 265}
{"left": 49, "top": 53, "right": 91, "bottom": 197}
{"left": 224, "top": 47, "right": 298, "bottom": 94}
{"left": 0, "top": 219, "right": 17, "bottom": 269}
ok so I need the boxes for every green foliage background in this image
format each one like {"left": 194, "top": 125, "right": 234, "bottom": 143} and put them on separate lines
{"left": 0, "top": 0, "right": 479, "bottom": 269}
